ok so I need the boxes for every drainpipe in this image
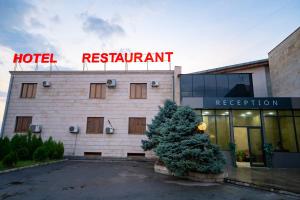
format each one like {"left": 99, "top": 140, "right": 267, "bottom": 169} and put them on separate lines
{"left": 1, "top": 74, "right": 14, "bottom": 138}
{"left": 172, "top": 75, "right": 175, "bottom": 101}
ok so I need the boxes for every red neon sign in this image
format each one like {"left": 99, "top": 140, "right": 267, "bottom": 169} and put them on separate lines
{"left": 12, "top": 52, "right": 174, "bottom": 64}
{"left": 82, "top": 52, "right": 173, "bottom": 63}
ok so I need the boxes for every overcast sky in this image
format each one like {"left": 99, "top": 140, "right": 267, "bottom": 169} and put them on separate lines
{"left": 0, "top": 0, "right": 299, "bottom": 127}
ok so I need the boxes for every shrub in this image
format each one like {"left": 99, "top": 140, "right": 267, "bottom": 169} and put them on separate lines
{"left": 11, "top": 134, "right": 28, "bottom": 153}
{"left": 28, "top": 135, "right": 43, "bottom": 159}
{"left": 142, "top": 100, "right": 178, "bottom": 151}
{"left": 52, "top": 142, "right": 64, "bottom": 159}
{"left": 0, "top": 137, "right": 11, "bottom": 160}
{"left": 17, "top": 147, "right": 30, "bottom": 160}
{"left": 2, "top": 152, "right": 18, "bottom": 167}
{"left": 145, "top": 103, "right": 225, "bottom": 176}
{"left": 33, "top": 146, "right": 49, "bottom": 161}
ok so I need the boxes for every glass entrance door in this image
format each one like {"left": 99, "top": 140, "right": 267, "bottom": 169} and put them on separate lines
{"left": 248, "top": 128, "right": 264, "bottom": 167}
{"left": 234, "top": 127, "right": 265, "bottom": 167}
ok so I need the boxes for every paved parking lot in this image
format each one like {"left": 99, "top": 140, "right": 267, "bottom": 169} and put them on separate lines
{"left": 0, "top": 160, "right": 297, "bottom": 200}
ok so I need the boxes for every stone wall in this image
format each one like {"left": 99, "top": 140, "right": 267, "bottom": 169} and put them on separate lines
{"left": 268, "top": 27, "right": 300, "bottom": 97}
{"left": 2, "top": 70, "right": 178, "bottom": 157}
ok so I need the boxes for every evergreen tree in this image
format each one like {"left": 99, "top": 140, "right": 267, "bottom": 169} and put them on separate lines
{"left": 154, "top": 106, "right": 225, "bottom": 176}
{"left": 141, "top": 99, "right": 177, "bottom": 151}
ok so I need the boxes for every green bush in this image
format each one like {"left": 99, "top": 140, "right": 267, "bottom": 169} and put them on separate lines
{"left": 52, "top": 142, "right": 64, "bottom": 159}
{"left": 11, "top": 134, "right": 28, "bottom": 152}
{"left": 0, "top": 137, "right": 11, "bottom": 160}
{"left": 33, "top": 146, "right": 49, "bottom": 161}
{"left": 16, "top": 147, "right": 30, "bottom": 160}
{"left": 2, "top": 151, "right": 18, "bottom": 167}
{"left": 28, "top": 135, "right": 43, "bottom": 159}
{"left": 143, "top": 100, "right": 225, "bottom": 176}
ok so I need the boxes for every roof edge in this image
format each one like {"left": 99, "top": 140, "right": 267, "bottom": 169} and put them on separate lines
{"left": 190, "top": 59, "right": 269, "bottom": 74}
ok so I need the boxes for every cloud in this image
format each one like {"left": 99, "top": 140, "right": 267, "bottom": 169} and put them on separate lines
{"left": 0, "top": 0, "right": 57, "bottom": 54}
{"left": 50, "top": 15, "right": 60, "bottom": 23}
{"left": 82, "top": 14, "right": 125, "bottom": 39}
{"left": 30, "top": 18, "right": 45, "bottom": 28}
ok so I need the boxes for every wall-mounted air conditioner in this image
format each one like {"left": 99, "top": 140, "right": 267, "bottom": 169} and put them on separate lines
{"left": 69, "top": 125, "right": 80, "bottom": 134}
{"left": 30, "top": 124, "right": 42, "bottom": 133}
{"left": 151, "top": 81, "right": 159, "bottom": 87}
{"left": 106, "top": 127, "right": 114, "bottom": 134}
{"left": 42, "top": 81, "right": 51, "bottom": 87}
{"left": 107, "top": 79, "right": 116, "bottom": 88}
{"left": 106, "top": 120, "right": 114, "bottom": 134}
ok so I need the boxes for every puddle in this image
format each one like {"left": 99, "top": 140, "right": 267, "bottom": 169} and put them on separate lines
{"left": 9, "top": 181, "right": 24, "bottom": 185}
{"left": 165, "top": 180, "right": 220, "bottom": 187}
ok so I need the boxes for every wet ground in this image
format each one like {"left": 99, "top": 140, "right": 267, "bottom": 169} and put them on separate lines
{"left": 0, "top": 160, "right": 297, "bottom": 200}
{"left": 228, "top": 167, "right": 300, "bottom": 194}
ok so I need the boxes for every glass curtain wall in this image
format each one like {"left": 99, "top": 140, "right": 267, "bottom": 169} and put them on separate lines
{"left": 196, "top": 110, "right": 230, "bottom": 150}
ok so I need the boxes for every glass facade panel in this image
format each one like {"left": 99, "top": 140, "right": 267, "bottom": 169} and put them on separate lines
{"left": 233, "top": 110, "right": 261, "bottom": 126}
{"left": 295, "top": 117, "right": 300, "bottom": 151}
{"left": 264, "top": 117, "right": 280, "bottom": 150}
{"left": 279, "top": 117, "right": 297, "bottom": 152}
{"left": 227, "top": 74, "right": 253, "bottom": 97}
{"left": 216, "top": 110, "right": 229, "bottom": 115}
{"left": 202, "top": 110, "right": 215, "bottom": 115}
{"left": 278, "top": 110, "right": 293, "bottom": 116}
{"left": 216, "top": 75, "right": 229, "bottom": 97}
{"left": 203, "top": 116, "right": 216, "bottom": 144}
{"left": 180, "top": 74, "right": 254, "bottom": 98}
{"left": 193, "top": 75, "right": 204, "bottom": 96}
{"left": 216, "top": 116, "right": 230, "bottom": 150}
{"left": 263, "top": 110, "right": 277, "bottom": 116}
{"left": 180, "top": 75, "right": 192, "bottom": 97}
{"left": 294, "top": 110, "right": 300, "bottom": 116}
{"left": 204, "top": 75, "right": 217, "bottom": 97}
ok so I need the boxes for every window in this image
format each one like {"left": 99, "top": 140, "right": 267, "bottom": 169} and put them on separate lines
{"left": 130, "top": 83, "right": 147, "bottom": 99}
{"left": 128, "top": 117, "right": 146, "bottom": 134}
{"left": 21, "top": 83, "right": 37, "bottom": 98}
{"left": 86, "top": 117, "right": 104, "bottom": 134}
{"left": 279, "top": 117, "right": 297, "bottom": 152}
{"left": 203, "top": 115, "right": 216, "bottom": 144}
{"left": 263, "top": 111, "right": 281, "bottom": 150}
{"left": 180, "top": 74, "right": 254, "bottom": 98}
{"left": 204, "top": 75, "right": 217, "bottom": 97}
{"left": 90, "top": 83, "right": 106, "bottom": 99}
{"left": 180, "top": 75, "right": 193, "bottom": 97}
{"left": 15, "top": 116, "right": 32, "bottom": 132}
{"left": 216, "top": 114, "right": 230, "bottom": 150}
{"left": 233, "top": 110, "right": 261, "bottom": 126}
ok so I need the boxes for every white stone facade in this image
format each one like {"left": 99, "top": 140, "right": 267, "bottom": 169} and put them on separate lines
{"left": 2, "top": 69, "right": 179, "bottom": 157}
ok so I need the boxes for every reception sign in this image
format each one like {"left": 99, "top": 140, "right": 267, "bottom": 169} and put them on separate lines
{"left": 203, "top": 97, "right": 293, "bottom": 109}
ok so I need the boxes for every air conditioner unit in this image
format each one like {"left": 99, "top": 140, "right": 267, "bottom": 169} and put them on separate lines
{"left": 151, "top": 81, "right": 159, "bottom": 87}
{"left": 106, "top": 127, "right": 114, "bottom": 134}
{"left": 30, "top": 124, "right": 42, "bottom": 133}
{"left": 107, "top": 79, "right": 116, "bottom": 88}
{"left": 42, "top": 81, "right": 51, "bottom": 87}
{"left": 69, "top": 126, "right": 79, "bottom": 134}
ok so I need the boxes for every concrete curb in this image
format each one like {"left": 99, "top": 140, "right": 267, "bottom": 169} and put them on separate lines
{"left": 0, "top": 159, "right": 67, "bottom": 174}
{"left": 225, "top": 178, "right": 300, "bottom": 198}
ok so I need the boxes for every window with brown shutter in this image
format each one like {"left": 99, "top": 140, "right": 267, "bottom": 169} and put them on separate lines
{"left": 86, "top": 117, "right": 104, "bottom": 134}
{"left": 128, "top": 117, "right": 146, "bottom": 135}
{"left": 20, "top": 83, "right": 37, "bottom": 98}
{"left": 15, "top": 116, "right": 32, "bottom": 132}
{"left": 89, "top": 83, "right": 106, "bottom": 99}
{"left": 130, "top": 83, "right": 147, "bottom": 99}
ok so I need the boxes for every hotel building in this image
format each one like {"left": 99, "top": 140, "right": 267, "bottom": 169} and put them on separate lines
{"left": 1, "top": 27, "right": 300, "bottom": 168}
